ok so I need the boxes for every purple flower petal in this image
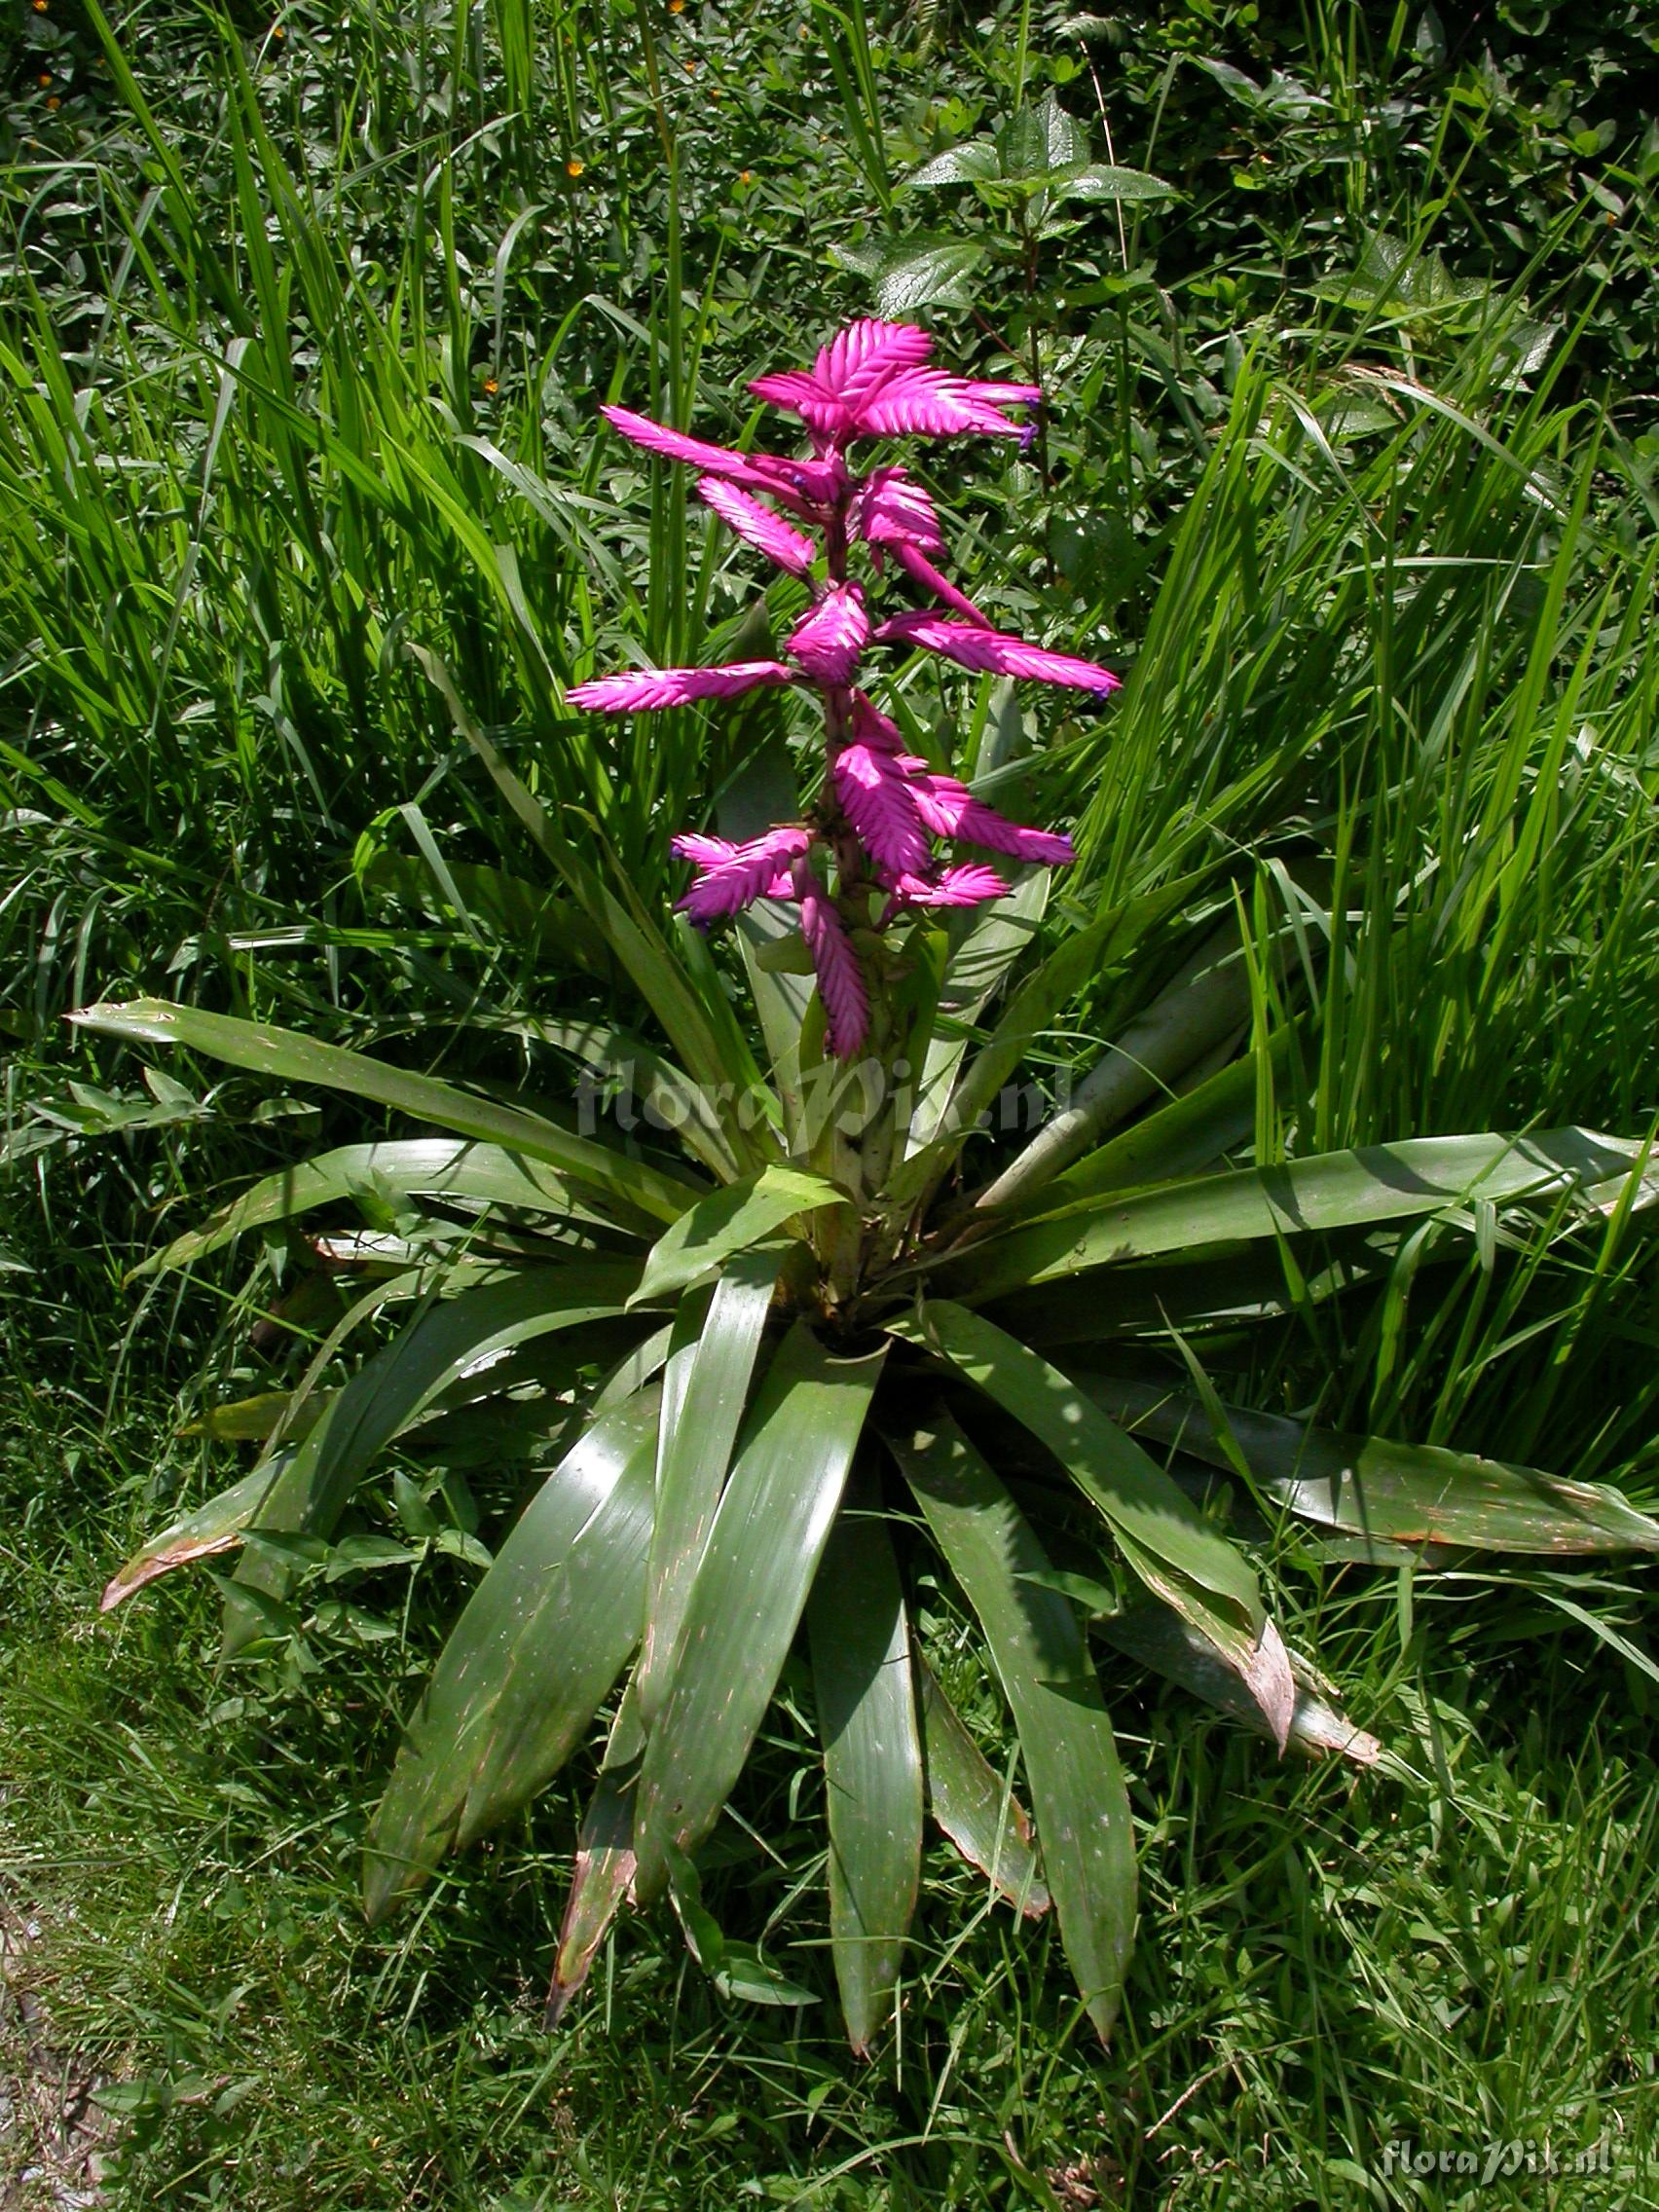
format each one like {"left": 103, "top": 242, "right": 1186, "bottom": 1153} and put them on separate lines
{"left": 793, "top": 855, "right": 868, "bottom": 1059}
{"left": 849, "top": 369, "right": 1043, "bottom": 442}
{"left": 888, "top": 864, "right": 1011, "bottom": 908}
{"left": 831, "top": 742, "right": 933, "bottom": 878}
{"left": 891, "top": 540, "right": 992, "bottom": 625}
{"left": 695, "top": 478, "right": 818, "bottom": 576}
{"left": 964, "top": 380, "right": 1044, "bottom": 408}
{"left": 787, "top": 582, "right": 869, "bottom": 685}
{"left": 568, "top": 661, "right": 795, "bottom": 713}
{"left": 677, "top": 824, "right": 814, "bottom": 923}
{"left": 853, "top": 466, "right": 944, "bottom": 553}
{"left": 875, "top": 612, "right": 1120, "bottom": 693}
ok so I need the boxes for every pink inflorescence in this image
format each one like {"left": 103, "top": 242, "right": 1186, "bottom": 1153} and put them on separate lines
{"left": 567, "top": 318, "right": 1120, "bottom": 1058}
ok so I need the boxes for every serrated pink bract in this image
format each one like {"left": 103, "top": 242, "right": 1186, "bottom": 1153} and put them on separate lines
{"left": 876, "top": 612, "right": 1119, "bottom": 693}
{"left": 568, "top": 662, "right": 795, "bottom": 714}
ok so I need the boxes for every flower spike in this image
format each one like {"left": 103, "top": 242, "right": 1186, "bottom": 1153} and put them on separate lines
{"left": 887, "top": 864, "right": 1011, "bottom": 908}
{"left": 854, "top": 466, "right": 945, "bottom": 553}
{"left": 583, "top": 319, "right": 1109, "bottom": 1054}
{"left": 675, "top": 825, "right": 813, "bottom": 924}
{"left": 831, "top": 743, "right": 933, "bottom": 879}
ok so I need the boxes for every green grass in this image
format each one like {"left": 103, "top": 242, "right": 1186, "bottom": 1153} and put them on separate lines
{"left": 6, "top": 0, "right": 1659, "bottom": 2201}
{"left": 4, "top": 1380, "right": 1657, "bottom": 2209}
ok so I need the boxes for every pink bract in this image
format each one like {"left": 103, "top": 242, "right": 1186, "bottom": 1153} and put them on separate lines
{"left": 831, "top": 743, "right": 933, "bottom": 879}
{"left": 889, "top": 540, "right": 992, "bottom": 625}
{"left": 876, "top": 611, "right": 1121, "bottom": 694}
{"left": 695, "top": 479, "right": 817, "bottom": 577}
{"left": 793, "top": 854, "right": 869, "bottom": 1058}
{"left": 567, "top": 662, "right": 794, "bottom": 714}
{"left": 849, "top": 370, "right": 1042, "bottom": 442}
{"left": 787, "top": 583, "right": 869, "bottom": 685}
{"left": 908, "top": 770, "right": 1078, "bottom": 867}
{"left": 888, "top": 865, "right": 1011, "bottom": 907}
{"left": 854, "top": 466, "right": 944, "bottom": 553}
{"left": 676, "top": 825, "right": 814, "bottom": 924}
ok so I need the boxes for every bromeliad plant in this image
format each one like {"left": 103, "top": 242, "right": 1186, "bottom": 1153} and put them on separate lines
{"left": 74, "top": 320, "right": 1659, "bottom": 2052}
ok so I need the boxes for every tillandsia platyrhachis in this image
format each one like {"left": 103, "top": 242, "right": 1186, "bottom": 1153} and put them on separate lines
{"left": 569, "top": 319, "right": 1120, "bottom": 1060}
{"left": 71, "top": 316, "right": 1659, "bottom": 2061}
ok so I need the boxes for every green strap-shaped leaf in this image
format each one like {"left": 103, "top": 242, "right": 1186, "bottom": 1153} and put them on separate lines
{"left": 886, "top": 1413, "right": 1134, "bottom": 2043}
{"left": 892, "top": 875, "right": 1203, "bottom": 1210}
{"left": 228, "top": 1265, "right": 640, "bottom": 1641}
{"left": 100, "top": 1461, "right": 288, "bottom": 1612}
{"left": 134, "top": 1137, "right": 615, "bottom": 1278}
{"left": 943, "top": 1129, "right": 1655, "bottom": 1304}
{"left": 1079, "top": 1372, "right": 1659, "bottom": 1556}
{"left": 637, "top": 1251, "right": 778, "bottom": 1728}
{"left": 894, "top": 1304, "right": 1283, "bottom": 1736}
{"left": 806, "top": 1505, "right": 923, "bottom": 2054}
{"left": 904, "top": 871, "right": 1049, "bottom": 1159}
{"left": 631, "top": 1164, "right": 844, "bottom": 1308}
{"left": 1100, "top": 1604, "right": 1384, "bottom": 1771}
{"left": 545, "top": 1684, "right": 645, "bottom": 2028}
{"left": 630, "top": 1325, "right": 886, "bottom": 1901}
{"left": 363, "top": 1393, "right": 659, "bottom": 1922}
{"left": 69, "top": 999, "right": 702, "bottom": 1226}
{"left": 1037, "top": 1034, "right": 1293, "bottom": 1214}
{"left": 913, "top": 1653, "right": 1049, "bottom": 1916}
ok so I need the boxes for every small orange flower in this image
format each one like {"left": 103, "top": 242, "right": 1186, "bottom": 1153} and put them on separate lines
{"left": 682, "top": 56, "right": 695, "bottom": 72}
{"left": 483, "top": 378, "right": 498, "bottom": 395}
{"left": 38, "top": 69, "right": 52, "bottom": 85}
{"left": 739, "top": 169, "right": 753, "bottom": 184}
{"left": 566, "top": 157, "right": 584, "bottom": 177}
{"left": 46, "top": 92, "right": 59, "bottom": 107}
{"left": 31, "top": 3, "right": 49, "bottom": 15}
{"left": 272, "top": 22, "right": 285, "bottom": 35}
{"left": 668, "top": 0, "right": 684, "bottom": 13}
